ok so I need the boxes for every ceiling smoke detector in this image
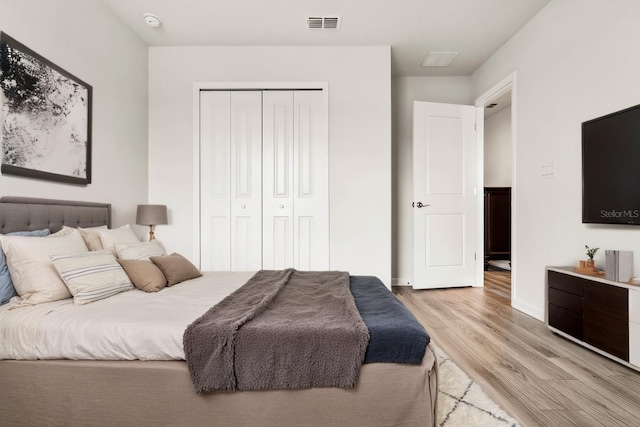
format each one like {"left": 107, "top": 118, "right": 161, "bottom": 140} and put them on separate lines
{"left": 306, "top": 16, "right": 342, "bottom": 30}
{"left": 143, "top": 13, "right": 162, "bottom": 28}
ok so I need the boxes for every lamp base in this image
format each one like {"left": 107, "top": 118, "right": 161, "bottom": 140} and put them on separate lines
{"left": 148, "top": 225, "right": 155, "bottom": 240}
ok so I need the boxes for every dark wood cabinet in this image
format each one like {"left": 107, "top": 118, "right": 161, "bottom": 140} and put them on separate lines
{"left": 583, "top": 282, "right": 628, "bottom": 360}
{"left": 484, "top": 187, "right": 511, "bottom": 268}
{"left": 547, "top": 268, "right": 629, "bottom": 362}
{"left": 548, "top": 270, "right": 585, "bottom": 340}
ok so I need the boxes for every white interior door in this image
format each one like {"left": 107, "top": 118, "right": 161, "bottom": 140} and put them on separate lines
{"left": 413, "top": 101, "right": 477, "bottom": 288}
{"left": 200, "top": 91, "right": 262, "bottom": 271}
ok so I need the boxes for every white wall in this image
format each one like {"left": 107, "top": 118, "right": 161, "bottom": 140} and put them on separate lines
{"left": 392, "top": 76, "right": 472, "bottom": 283}
{"left": 0, "top": 0, "right": 148, "bottom": 231}
{"left": 471, "top": 0, "right": 640, "bottom": 319}
{"left": 148, "top": 46, "right": 392, "bottom": 284}
{"left": 484, "top": 107, "right": 512, "bottom": 187}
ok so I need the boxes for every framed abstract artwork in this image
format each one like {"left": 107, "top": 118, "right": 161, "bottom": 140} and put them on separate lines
{"left": 0, "top": 32, "right": 92, "bottom": 185}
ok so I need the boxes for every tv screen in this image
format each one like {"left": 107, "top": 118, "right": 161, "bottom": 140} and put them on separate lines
{"left": 582, "top": 103, "right": 640, "bottom": 225}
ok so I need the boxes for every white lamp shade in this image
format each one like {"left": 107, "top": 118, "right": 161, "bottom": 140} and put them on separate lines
{"left": 136, "top": 204, "right": 168, "bottom": 226}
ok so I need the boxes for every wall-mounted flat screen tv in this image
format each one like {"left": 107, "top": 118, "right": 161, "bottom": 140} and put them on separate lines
{"left": 582, "top": 103, "right": 640, "bottom": 225}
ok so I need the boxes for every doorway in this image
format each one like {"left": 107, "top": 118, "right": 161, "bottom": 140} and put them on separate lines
{"left": 476, "top": 74, "right": 515, "bottom": 301}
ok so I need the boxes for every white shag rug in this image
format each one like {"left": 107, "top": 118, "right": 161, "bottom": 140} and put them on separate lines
{"left": 435, "top": 345, "right": 520, "bottom": 427}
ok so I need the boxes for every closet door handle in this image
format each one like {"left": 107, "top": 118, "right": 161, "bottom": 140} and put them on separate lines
{"left": 412, "top": 202, "right": 430, "bottom": 208}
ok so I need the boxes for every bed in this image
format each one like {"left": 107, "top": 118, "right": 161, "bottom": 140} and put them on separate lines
{"left": 0, "top": 197, "right": 438, "bottom": 426}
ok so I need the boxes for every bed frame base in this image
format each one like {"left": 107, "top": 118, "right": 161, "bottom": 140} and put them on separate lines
{"left": 1, "top": 346, "right": 437, "bottom": 426}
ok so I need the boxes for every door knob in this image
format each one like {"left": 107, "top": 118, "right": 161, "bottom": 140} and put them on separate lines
{"left": 412, "top": 201, "right": 430, "bottom": 208}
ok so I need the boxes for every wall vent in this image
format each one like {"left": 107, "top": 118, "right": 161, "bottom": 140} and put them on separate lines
{"left": 307, "top": 16, "right": 342, "bottom": 30}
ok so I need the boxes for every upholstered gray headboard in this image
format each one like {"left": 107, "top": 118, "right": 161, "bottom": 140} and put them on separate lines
{"left": 0, "top": 197, "right": 111, "bottom": 234}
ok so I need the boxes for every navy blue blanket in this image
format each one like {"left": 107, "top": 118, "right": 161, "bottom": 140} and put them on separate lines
{"left": 350, "top": 276, "right": 429, "bottom": 364}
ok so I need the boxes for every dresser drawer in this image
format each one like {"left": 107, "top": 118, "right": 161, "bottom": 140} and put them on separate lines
{"left": 584, "top": 298, "right": 627, "bottom": 323}
{"left": 549, "top": 303, "right": 583, "bottom": 340}
{"left": 548, "top": 271, "right": 584, "bottom": 296}
{"left": 548, "top": 287, "right": 583, "bottom": 314}
{"left": 584, "top": 317, "right": 629, "bottom": 361}
{"left": 584, "top": 281, "right": 628, "bottom": 311}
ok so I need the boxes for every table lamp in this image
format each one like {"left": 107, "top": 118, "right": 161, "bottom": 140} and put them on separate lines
{"left": 136, "top": 204, "right": 168, "bottom": 240}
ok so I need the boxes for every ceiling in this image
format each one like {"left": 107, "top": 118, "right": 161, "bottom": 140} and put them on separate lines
{"left": 100, "top": 0, "right": 549, "bottom": 77}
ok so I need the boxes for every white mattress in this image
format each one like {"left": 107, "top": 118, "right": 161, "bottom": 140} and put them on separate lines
{"left": 0, "top": 271, "right": 255, "bottom": 361}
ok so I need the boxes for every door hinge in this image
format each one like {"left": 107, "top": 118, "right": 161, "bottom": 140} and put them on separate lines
{"left": 474, "top": 123, "right": 476, "bottom": 131}
{"left": 474, "top": 253, "right": 476, "bottom": 261}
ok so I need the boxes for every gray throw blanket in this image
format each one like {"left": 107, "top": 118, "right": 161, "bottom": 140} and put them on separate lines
{"left": 183, "top": 269, "right": 370, "bottom": 393}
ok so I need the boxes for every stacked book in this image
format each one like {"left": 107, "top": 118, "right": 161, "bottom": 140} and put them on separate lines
{"left": 605, "top": 250, "right": 633, "bottom": 282}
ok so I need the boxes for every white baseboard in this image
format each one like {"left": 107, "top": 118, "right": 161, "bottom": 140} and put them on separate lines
{"left": 512, "top": 298, "right": 544, "bottom": 321}
{"left": 392, "top": 277, "right": 413, "bottom": 287}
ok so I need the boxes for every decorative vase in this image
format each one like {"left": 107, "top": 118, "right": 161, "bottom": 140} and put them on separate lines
{"left": 586, "top": 259, "right": 595, "bottom": 270}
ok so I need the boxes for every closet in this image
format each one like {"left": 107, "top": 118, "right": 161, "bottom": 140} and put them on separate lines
{"left": 199, "top": 90, "right": 328, "bottom": 271}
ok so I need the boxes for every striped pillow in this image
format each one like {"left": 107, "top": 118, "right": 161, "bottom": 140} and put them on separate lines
{"left": 115, "top": 240, "right": 166, "bottom": 261}
{"left": 51, "top": 251, "right": 133, "bottom": 305}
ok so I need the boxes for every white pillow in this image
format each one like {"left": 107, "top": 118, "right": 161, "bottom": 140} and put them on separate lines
{"left": 0, "top": 229, "right": 89, "bottom": 307}
{"left": 115, "top": 240, "right": 166, "bottom": 261}
{"left": 97, "top": 225, "right": 139, "bottom": 249}
{"left": 49, "top": 227, "right": 75, "bottom": 237}
{"left": 51, "top": 250, "right": 133, "bottom": 305}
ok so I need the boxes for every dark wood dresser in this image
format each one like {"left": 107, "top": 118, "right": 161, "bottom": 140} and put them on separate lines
{"left": 484, "top": 187, "right": 511, "bottom": 268}
{"left": 547, "top": 267, "right": 639, "bottom": 371}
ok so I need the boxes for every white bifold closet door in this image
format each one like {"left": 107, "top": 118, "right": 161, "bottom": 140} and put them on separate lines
{"left": 262, "top": 90, "right": 329, "bottom": 270}
{"left": 200, "top": 91, "right": 263, "bottom": 271}
{"left": 200, "top": 89, "right": 328, "bottom": 271}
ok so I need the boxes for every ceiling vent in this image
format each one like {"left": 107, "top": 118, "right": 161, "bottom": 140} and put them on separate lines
{"left": 420, "top": 51, "right": 459, "bottom": 67}
{"left": 307, "top": 16, "right": 342, "bottom": 30}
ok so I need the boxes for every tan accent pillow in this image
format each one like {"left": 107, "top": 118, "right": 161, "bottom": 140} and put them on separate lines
{"left": 118, "top": 259, "right": 167, "bottom": 292}
{"left": 78, "top": 225, "right": 107, "bottom": 251}
{"left": 150, "top": 253, "right": 202, "bottom": 287}
{"left": 58, "top": 226, "right": 107, "bottom": 250}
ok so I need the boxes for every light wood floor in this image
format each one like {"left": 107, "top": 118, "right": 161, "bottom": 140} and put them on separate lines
{"left": 394, "top": 271, "right": 640, "bottom": 427}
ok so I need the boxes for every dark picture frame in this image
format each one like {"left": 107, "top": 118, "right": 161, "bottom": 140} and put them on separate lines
{"left": 0, "top": 32, "right": 92, "bottom": 185}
